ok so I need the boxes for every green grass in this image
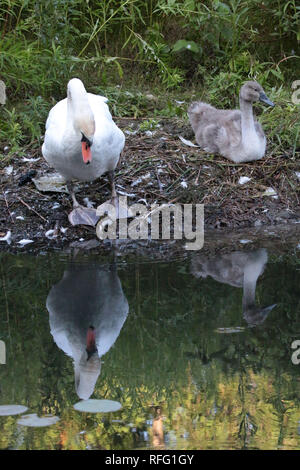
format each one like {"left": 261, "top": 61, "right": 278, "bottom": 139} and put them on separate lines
{"left": 0, "top": 0, "right": 299, "bottom": 154}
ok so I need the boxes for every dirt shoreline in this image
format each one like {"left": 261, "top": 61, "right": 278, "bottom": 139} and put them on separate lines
{"left": 0, "top": 118, "right": 299, "bottom": 255}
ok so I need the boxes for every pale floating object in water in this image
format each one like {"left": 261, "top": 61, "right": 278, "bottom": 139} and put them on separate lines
{"left": 73, "top": 399, "right": 122, "bottom": 413}
{"left": 262, "top": 187, "right": 277, "bottom": 197}
{"left": 238, "top": 176, "right": 251, "bottom": 185}
{"left": 179, "top": 136, "right": 199, "bottom": 147}
{"left": 17, "top": 413, "right": 60, "bottom": 427}
{"left": 239, "top": 239, "right": 252, "bottom": 244}
{"left": 32, "top": 174, "right": 70, "bottom": 193}
{"left": 0, "top": 405, "right": 28, "bottom": 416}
{"left": 0, "top": 230, "right": 12, "bottom": 245}
{"left": 18, "top": 239, "right": 34, "bottom": 246}
{"left": 215, "top": 327, "right": 246, "bottom": 334}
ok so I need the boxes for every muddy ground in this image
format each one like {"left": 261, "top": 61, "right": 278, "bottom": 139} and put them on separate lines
{"left": 0, "top": 118, "right": 300, "bottom": 255}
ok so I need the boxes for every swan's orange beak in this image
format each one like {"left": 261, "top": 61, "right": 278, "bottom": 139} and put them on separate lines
{"left": 86, "top": 326, "right": 97, "bottom": 361}
{"left": 82, "top": 141, "right": 92, "bottom": 165}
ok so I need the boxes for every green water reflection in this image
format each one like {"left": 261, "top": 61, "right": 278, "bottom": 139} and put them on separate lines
{"left": 0, "top": 248, "right": 299, "bottom": 450}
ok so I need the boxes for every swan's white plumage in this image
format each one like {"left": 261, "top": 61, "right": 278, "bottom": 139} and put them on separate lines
{"left": 42, "top": 78, "right": 125, "bottom": 182}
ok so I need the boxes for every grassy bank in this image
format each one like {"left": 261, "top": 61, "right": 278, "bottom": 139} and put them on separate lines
{"left": 0, "top": 0, "right": 299, "bottom": 153}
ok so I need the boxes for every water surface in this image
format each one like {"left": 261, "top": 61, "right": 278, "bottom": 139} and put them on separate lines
{"left": 0, "top": 247, "right": 299, "bottom": 450}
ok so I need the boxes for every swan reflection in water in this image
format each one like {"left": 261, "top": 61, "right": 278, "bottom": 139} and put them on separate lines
{"left": 46, "top": 262, "right": 129, "bottom": 399}
{"left": 191, "top": 248, "right": 276, "bottom": 327}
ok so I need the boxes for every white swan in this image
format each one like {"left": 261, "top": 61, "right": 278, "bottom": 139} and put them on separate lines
{"left": 42, "top": 78, "right": 125, "bottom": 225}
{"left": 188, "top": 81, "right": 274, "bottom": 163}
{"left": 46, "top": 262, "right": 129, "bottom": 399}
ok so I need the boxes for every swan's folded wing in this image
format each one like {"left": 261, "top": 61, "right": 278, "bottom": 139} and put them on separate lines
{"left": 44, "top": 98, "right": 67, "bottom": 131}
{"left": 87, "top": 93, "right": 115, "bottom": 123}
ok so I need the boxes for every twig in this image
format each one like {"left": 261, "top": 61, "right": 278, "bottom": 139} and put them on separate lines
{"left": 17, "top": 197, "right": 47, "bottom": 222}
{"left": 2, "top": 191, "right": 14, "bottom": 223}
{"left": 277, "top": 55, "right": 299, "bottom": 66}
{"left": 194, "top": 166, "right": 201, "bottom": 185}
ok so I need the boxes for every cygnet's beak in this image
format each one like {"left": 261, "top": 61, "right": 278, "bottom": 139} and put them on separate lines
{"left": 259, "top": 92, "right": 275, "bottom": 107}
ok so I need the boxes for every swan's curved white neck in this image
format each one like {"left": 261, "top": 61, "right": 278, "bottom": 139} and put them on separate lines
{"left": 242, "top": 258, "right": 264, "bottom": 310}
{"left": 239, "top": 96, "right": 256, "bottom": 139}
{"left": 67, "top": 79, "right": 95, "bottom": 138}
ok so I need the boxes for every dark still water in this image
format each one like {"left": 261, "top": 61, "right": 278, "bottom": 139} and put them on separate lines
{"left": 0, "top": 247, "right": 299, "bottom": 450}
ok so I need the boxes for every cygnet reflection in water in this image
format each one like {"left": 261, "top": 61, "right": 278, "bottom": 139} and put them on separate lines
{"left": 191, "top": 248, "right": 276, "bottom": 327}
{"left": 46, "top": 262, "right": 129, "bottom": 399}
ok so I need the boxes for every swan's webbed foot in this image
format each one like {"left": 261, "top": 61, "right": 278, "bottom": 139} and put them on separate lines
{"left": 66, "top": 181, "right": 99, "bottom": 226}
{"left": 68, "top": 205, "right": 100, "bottom": 226}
